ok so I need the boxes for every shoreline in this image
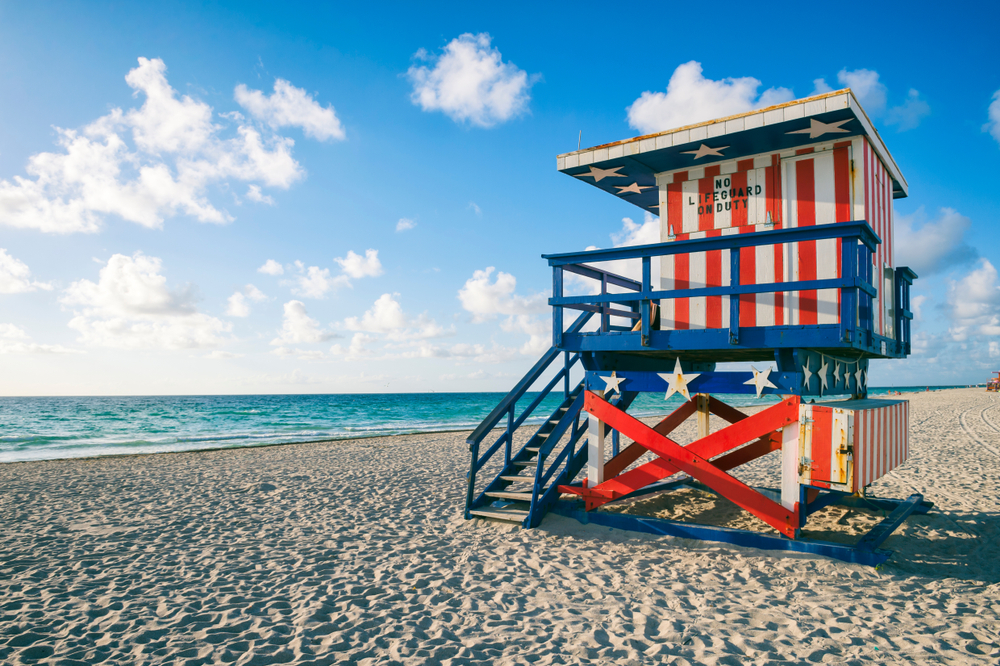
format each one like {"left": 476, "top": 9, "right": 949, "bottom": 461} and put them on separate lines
{"left": 1, "top": 386, "right": 972, "bottom": 466}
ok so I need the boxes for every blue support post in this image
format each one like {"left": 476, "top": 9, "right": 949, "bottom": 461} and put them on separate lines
{"left": 729, "top": 248, "right": 740, "bottom": 345}
{"left": 552, "top": 266, "right": 563, "bottom": 348}
{"left": 601, "top": 274, "right": 609, "bottom": 333}
{"left": 841, "top": 236, "right": 857, "bottom": 343}
{"left": 641, "top": 256, "right": 651, "bottom": 347}
{"left": 563, "top": 351, "right": 570, "bottom": 399}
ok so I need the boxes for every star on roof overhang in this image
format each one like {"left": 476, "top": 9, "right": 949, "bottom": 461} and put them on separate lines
{"left": 681, "top": 143, "right": 729, "bottom": 160}
{"left": 786, "top": 118, "right": 852, "bottom": 140}
{"left": 574, "top": 165, "right": 628, "bottom": 182}
{"left": 614, "top": 182, "right": 655, "bottom": 196}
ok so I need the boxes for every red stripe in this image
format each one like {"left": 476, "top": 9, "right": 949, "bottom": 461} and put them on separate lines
{"left": 668, "top": 180, "right": 689, "bottom": 329}
{"left": 795, "top": 159, "right": 818, "bottom": 325}
{"left": 735, "top": 169, "right": 756, "bottom": 326}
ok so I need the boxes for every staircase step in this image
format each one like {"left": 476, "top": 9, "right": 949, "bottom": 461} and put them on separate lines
{"left": 469, "top": 508, "right": 529, "bottom": 522}
{"left": 525, "top": 446, "right": 541, "bottom": 453}
{"left": 485, "top": 491, "right": 534, "bottom": 501}
{"left": 499, "top": 475, "right": 534, "bottom": 482}
{"left": 512, "top": 460, "right": 537, "bottom": 467}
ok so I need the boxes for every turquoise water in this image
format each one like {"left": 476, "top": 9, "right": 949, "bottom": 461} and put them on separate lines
{"left": 0, "top": 386, "right": 962, "bottom": 463}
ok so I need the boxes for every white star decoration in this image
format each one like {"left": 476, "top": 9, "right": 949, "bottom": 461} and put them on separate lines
{"left": 574, "top": 165, "right": 628, "bottom": 182}
{"left": 833, "top": 361, "right": 843, "bottom": 388}
{"left": 744, "top": 366, "right": 778, "bottom": 398}
{"left": 681, "top": 143, "right": 729, "bottom": 160}
{"left": 614, "top": 182, "right": 655, "bottom": 196}
{"left": 854, "top": 364, "right": 865, "bottom": 393}
{"left": 786, "top": 118, "right": 852, "bottom": 140}
{"left": 659, "top": 358, "right": 700, "bottom": 401}
{"left": 818, "top": 358, "right": 830, "bottom": 393}
{"left": 802, "top": 358, "right": 814, "bottom": 391}
{"left": 600, "top": 371, "right": 626, "bottom": 396}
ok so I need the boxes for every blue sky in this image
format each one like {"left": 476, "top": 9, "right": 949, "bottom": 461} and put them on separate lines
{"left": 1, "top": 1, "right": 999, "bottom": 395}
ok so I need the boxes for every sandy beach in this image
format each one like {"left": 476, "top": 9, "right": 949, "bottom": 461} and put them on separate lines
{"left": 1, "top": 388, "right": 999, "bottom": 664}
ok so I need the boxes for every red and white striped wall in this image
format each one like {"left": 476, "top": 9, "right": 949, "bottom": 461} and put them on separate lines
{"left": 656, "top": 138, "right": 894, "bottom": 335}
{"left": 793, "top": 399, "right": 909, "bottom": 492}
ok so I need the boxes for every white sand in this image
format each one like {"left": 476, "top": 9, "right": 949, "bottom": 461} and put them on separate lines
{"left": 1, "top": 388, "right": 999, "bottom": 664}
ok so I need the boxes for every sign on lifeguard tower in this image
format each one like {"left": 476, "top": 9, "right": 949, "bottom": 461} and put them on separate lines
{"left": 463, "top": 89, "right": 929, "bottom": 566}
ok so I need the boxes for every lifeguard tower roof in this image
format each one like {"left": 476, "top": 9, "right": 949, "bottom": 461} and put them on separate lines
{"left": 557, "top": 89, "right": 907, "bottom": 216}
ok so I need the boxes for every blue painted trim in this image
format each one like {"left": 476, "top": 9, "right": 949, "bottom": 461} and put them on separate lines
{"left": 542, "top": 222, "right": 880, "bottom": 265}
{"left": 549, "top": 501, "right": 893, "bottom": 566}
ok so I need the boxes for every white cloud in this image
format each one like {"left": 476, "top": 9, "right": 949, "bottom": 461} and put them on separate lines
{"left": 627, "top": 61, "right": 793, "bottom": 135}
{"left": 330, "top": 332, "right": 375, "bottom": 357}
{"left": 885, "top": 89, "right": 930, "bottom": 131}
{"left": 225, "top": 284, "right": 267, "bottom": 317}
{"left": 991, "top": 341, "right": 1000, "bottom": 358}
{"left": 458, "top": 267, "right": 547, "bottom": 323}
{"left": 458, "top": 267, "right": 548, "bottom": 355}
{"left": 235, "top": 78, "right": 345, "bottom": 141}
{"left": 985, "top": 89, "right": 1000, "bottom": 146}
{"left": 335, "top": 249, "right": 383, "bottom": 279}
{"left": 246, "top": 184, "right": 274, "bottom": 205}
{"left": 0, "top": 57, "right": 326, "bottom": 234}
{"left": 0, "top": 249, "right": 53, "bottom": 293}
{"left": 407, "top": 33, "right": 536, "bottom": 127}
{"left": 258, "top": 259, "right": 284, "bottom": 275}
{"left": 468, "top": 202, "right": 482, "bottom": 216}
{"left": 60, "top": 252, "right": 231, "bottom": 349}
{"left": 0, "top": 323, "right": 79, "bottom": 354}
{"left": 947, "top": 259, "right": 1000, "bottom": 336}
{"left": 270, "top": 300, "right": 335, "bottom": 345}
{"left": 815, "top": 69, "right": 929, "bottom": 132}
{"left": 204, "top": 350, "right": 243, "bottom": 359}
{"left": 396, "top": 218, "right": 416, "bottom": 232}
{"left": 344, "top": 293, "right": 453, "bottom": 341}
{"left": 836, "top": 68, "right": 887, "bottom": 114}
{"left": 810, "top": 78, "right": 834, "bottom": 95}
{"left": 894, "top": 207, "right": 977, "bottom": 276}
{"left": 291, "top": 265, "right": 350, "bottom": 299}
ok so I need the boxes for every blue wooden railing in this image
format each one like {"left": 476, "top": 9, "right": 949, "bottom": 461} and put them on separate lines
{"left": 543, "top": 221, "right": 915, "bottom": 357}
{"left": 464, "top": 311, "right": 592, "bottom": 519}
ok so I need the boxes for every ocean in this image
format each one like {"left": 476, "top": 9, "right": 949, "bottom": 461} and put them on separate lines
{"left": 0, "top": 386, "right": 963, "bottom": 463}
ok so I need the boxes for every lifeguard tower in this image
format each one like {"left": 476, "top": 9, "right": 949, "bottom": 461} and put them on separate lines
{"left": 464, "top": 89, "right": 929, "bottom": 565}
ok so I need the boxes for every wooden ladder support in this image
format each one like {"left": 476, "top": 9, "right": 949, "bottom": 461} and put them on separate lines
{"left": 561, "top": 391, "right": 801, "bottom": 538}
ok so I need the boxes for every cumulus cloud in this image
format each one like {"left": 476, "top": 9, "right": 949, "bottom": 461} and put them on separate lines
{"left": 270, "top": 300, "right": 335, "bottom": 346}
{"left": 396, "top": 218, "right": 416, "bottom": 232}
{"left": 335, "top": 249, "right": 383, "bottom": 279}
{"left": 812, "top": 69, "right": 929, "bottom": 132}
{"left": 627, "top": 61, "right": 793, "bottom": 135}
{"left": 235, "top": 78, "right": 345, "bottom": 141}
{"left": 836, "top": 68, "right": 887, "bottom": 114}
{"left": 0, "top": 323, "right": 79, "bottom": 354}
{"left": 225, "top": 284, "right": 267, "bottom": 317}
{"left": 458, "top": 267, "right": 548, "bottom": 354}
{"left": 290, "top": 264, "right": 350, "bottom": 299}
{"left": 0, "top": 57, "right": 338, "bottom": 234}
{"left": 895, "top": 207, "right": 977, "bottom": 276}
{"left": 985, "top": 89, "right": 1000, "bottom": 146}
{"left": 245, "top": 184, "right": 274, "bottom": 205}
{"left": 60, "top": 252, "right": 231, "bottom": 349}
{"left": 407, "top": 33, "right": 536, "bottom": 127}
{"left": 947, "top": 259, "right": 1000, "bottom": 339}
{"left": 258, "top": 259, "right": 284, "bottom": 275}
{"left": 885, "top": 89, "right": 931, "bottom": 131}
{"left": 458, "top": 267, "right": 547, "bottom": 323}
{"left": 344, "top": 293, "right": 453, "bottom": 341}
{"left": 0, "top": 249, "right": 53, "bottom": 293}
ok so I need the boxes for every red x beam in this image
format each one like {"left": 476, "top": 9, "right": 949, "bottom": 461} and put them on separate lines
{"left": 562, "top": 391, "right": 801, "bottom": 538}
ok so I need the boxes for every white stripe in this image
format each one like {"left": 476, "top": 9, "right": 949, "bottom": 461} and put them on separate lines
{"left": 814, "top": 151, "right": 839, "bottom": 325}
